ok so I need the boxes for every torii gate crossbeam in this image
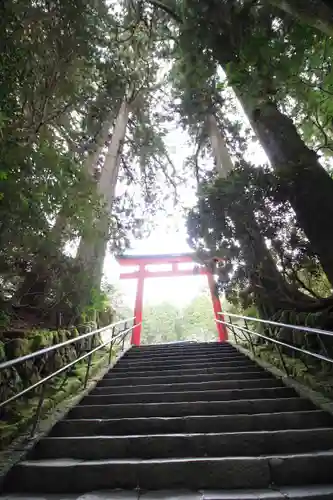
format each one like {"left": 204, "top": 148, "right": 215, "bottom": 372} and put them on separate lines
{"left": 117, "top": 253, "right": 228, "bottom": 345}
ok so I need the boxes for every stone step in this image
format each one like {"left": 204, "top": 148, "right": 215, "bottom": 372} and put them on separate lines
{"left": 68, "top": 397, "right": 314, "bottom": 419}
{"left": 125, "top": 348, "right": 238, "bottom": 358}
{"left": 30, "top": 428, "right": 333, "bottom": 461}
{"left": 92, "top": 377, "right": 283, "bottom": 395}
{"left": 112, "top": 360, "right": 256, "bottom": 373}
{"left": 125, "top": 344, "right": 239, "bottom": 357}
{"left": 129, "top": 342, "right": 225, "bottom": 352}
{"left": 51, "top": 410, "right": 333, "bottom": 437}
{"left": 3, "top": 485, "right": 333, "bottom": 499}
{"left": 118, "top": 355, "right": 246, "bottom": 368}
{"left": 122, "top": 351, "right": 242, "bottom": 362}
{"left": 6, "top": 451, "right": 333, "bottom": 492}
{"left": 105, "top": 364, "right": 259, "bottom": 379}
{"left": 4, "top": 340, "right": 333, "bottom": 497}
{"left": 98, "top": 370, "right": 272, "bottom": 386}
{"left": 115, "top": 359, "right": 249, "bottom": 371}
{"left": 82, "top": 386, "right": 294, "bottom": 405}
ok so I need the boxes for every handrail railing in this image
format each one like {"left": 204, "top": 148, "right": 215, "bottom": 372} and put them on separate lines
{"left": 218, "top": 311, "right": 333, "bottom": 338}
{"left": 0, "top": 317, "right": 134, "bottom": 372}
{"left": 217, "top": 312, "right": 333, "bottom": 377}
{"left": 0, "top": 317, "right": 137, "bottom": 436}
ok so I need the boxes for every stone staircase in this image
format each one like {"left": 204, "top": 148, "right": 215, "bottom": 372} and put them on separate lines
{"left": 2, "top": 341, "right": 333, "bottom": 499}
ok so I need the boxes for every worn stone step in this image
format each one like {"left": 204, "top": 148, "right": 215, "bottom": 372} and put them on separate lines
{"left": 30, "top": 428, "right": 333, "bottom": 461}
{"left": 131, "top": 342, "right": 232, "bottom": 349}
{"left": 68, "top": 397, "right": 314, "bottom": 419}
{"left": 105, "top": 364, "right": 260, "bottom": 379}
{"left": 137, "top": 486, "right": 333, "bottom": 500}
{"left": 99, "top": 370, "right": 272, "bottom": 387}
{"left": 116, "top": 358, "right": 248, "bottom": 371}
{"left": 6, "top": 451, "right": 333, "bottom": 492}
{"left": 129, "top": 342, "right": 225, "bottom": 352}
{"left": 125, "top": 348, "right": 238, "bottom": 358}
{"left": 92, "top": 377, "right": 283, "bottom": 395}
{"left": 51, "top": 410, "right": 333, "bottom": 437}
{"left": 82, "top": 386, "right": 294, "bottom": 405}
{"left": 125, "top": 345, "right": 238, "bottom": 355}
{"left": 112, "top": 360, "right": 255, "bottom": 373}
{"left": 122, "top": 351, "right": 241, "bottom": 363}
{"left": 3, "top": 485, "right": 333, "bottom": 499}
{"left": 118, "top": 355, "right": 246, "bottom": 368}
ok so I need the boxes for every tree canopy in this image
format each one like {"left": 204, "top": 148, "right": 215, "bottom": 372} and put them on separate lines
{"left": 1, "top": 0, "right": 333, "bottom": 333}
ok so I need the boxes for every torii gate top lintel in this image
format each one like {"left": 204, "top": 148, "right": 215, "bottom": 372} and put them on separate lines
{"left": 117, "top": 253, "right": 207, "bottom": 279}
{"left": 117, "top": 252, "right": 195, "bottom": 265}
{"left": 116, "top": 252, "right": 227, "bottom": 345}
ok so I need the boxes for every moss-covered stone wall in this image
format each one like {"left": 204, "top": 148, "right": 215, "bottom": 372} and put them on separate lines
{"left": 0, "top": 327, "right": 108, "bottom": 449}
{"left": 238, "top": 339, "right": 333, "bottom": 398}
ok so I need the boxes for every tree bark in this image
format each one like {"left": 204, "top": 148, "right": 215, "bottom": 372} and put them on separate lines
{"left": 206, "top": 114, "right": 234, "bottom": 178}
{"left": 76, "top": 97, "right": 131, "bottom": 292}
{"left": 14, "top": 111, "right": 116, "bottom": 308}
{"left": 185, "top": 0, "right": 333, "bottom": 285}
{"left": 268, "top": 0, "right": 333, "bottom": 38}
{"left": 206, "top": 113, "right": 314, "bottom": 315}
{"left": 213, "top": 40, "right": 333, "bottom": 286}
{"left": 82, "top": 109, "right": 115, "bottom": 177}
{"left": 246, "top": 100, "right": 333, "bottom": 286}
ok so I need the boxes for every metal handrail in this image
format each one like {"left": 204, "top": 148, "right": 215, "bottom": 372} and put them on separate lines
{"left": 218, "top": 311, "right": 333, "bottom": 338}
{"left": 0, "top": 317, "right": 135, "bottom": 371}
{"left": 0, "top": 317, "right": 138, "bottom": 436}
{"left": 217, "top": 312, "right": 333, "bottom": 377}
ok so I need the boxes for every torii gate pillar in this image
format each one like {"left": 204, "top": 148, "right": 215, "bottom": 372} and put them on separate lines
{"left": 132, "top": 264, "right": 144, "bottom": 346}
{"left": 117, "top": 253, "right": 227, "bottom": 346}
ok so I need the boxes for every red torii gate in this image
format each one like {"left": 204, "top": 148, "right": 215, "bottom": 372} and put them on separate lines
{"left": 116, "top": 253, "right": 228, "bottom": 346}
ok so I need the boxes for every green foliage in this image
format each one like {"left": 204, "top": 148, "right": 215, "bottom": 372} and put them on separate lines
{"left": 141, "top": 292, "right": 218, "bottom": 344}
{"left": 2, "top": 0, "right": 333, "bottom": 334}
{"left": 187, "top": 159, "right": 333, "bottom": 327}
{"left": 0, "top": 0, "right": 181, "bottom": 327}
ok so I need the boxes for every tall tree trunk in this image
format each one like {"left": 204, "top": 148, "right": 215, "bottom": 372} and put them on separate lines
{"left": 15, "top": 111, "right": 115, "bottom": 307}
{"left": 245, "top": 99, "right": 333, "bottom": 286}
{"left": 215, "top": 51, "right": 333, "bottom": 286}
{"left": 206, "top": 112, "right": 314, "bottom": 315}
{"left": 206, "top": 114, "right": 234, "bottom": 178}
{"left": 76, "top": 97, "right": 131, "bottom": 295}
{"left": 268, "top": 0, "right": 333, "bottom": 37}
{"left": 186, "top": 0, "right": 333, "bottom": 285}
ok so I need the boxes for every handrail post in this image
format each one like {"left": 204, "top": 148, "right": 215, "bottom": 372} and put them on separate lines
{"left": 30, "top": 383, "right": 47, "bottom": 437}
{"left": 243, "top": 318, "right": 255, "bottom": 354}
{"left": 275, "top": 343, "right": 289, "bottom": 376}
{"left": 108, "top": 326, "right": 115, "bottom": 365}
{"left": 121, "top": 322, "right": 127, "bottom": 351}
{"left": 83, "top": 334, "right": 96, "bottom": 388}
{"left": 228, "top": 315, "right": 238, "bottom": 344}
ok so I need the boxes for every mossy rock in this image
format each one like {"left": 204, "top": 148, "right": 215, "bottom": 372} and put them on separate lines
{"left": 56, "top": 330, "right": 68, "bottom": 344}
{"left": 0, "top": 366, "right": 23, "bottom": 402}
{"left": 29, "top": 330, "right": 53, "bottom": 351}
{"left": 52, "top": 350, "right": 66, "bottom": 371}
{"left": 52, "top": 331, "right": 61, "bottom": 345}
{"left": 5, "top": 337, "right": 30, "bottom": 359}
{"left": 0, "top": 340, "right": 6, "bottom": 361}
{"left": 0, "top": 347, "right": 113, "bottom": 450}
{"left": 69, "top": 328, "right": 80, "bottom": 338}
